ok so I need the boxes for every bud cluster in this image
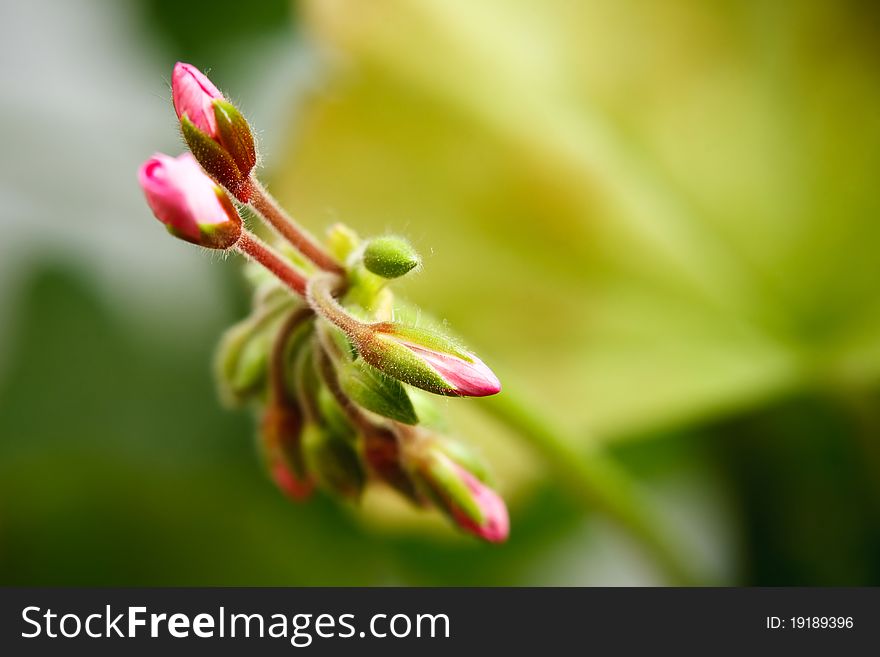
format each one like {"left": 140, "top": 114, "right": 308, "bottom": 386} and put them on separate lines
{"left": 138, "top": 63, "right": 507, "bottom": 542}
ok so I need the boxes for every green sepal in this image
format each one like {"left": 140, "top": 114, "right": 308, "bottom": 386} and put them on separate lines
{"left": 213, "top": 99, "right": 256, "bottom": 178}
{"left": 362, "top": 235, "right": 421, "bottom": 279}
{"left": 377, "top": 322, "right": 474, "bottom": 362}
{"left": 419, "top": 451, "right": 484, "bottom": 526}
{"left": 180, "top": 114, "right": 249, "bottom": 201}
{"left": 359, "top": 332, "right": 456, "bottom": 396}
{"left": 336, "top": 358, "right": 419, "bottom": 425}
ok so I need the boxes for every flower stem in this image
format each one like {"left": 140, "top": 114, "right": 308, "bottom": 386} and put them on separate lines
{"left": 235, "top": 231, "right": 308, "bottom": 296}
{"left": 307, "top": 273, "right": 366, "bottom": 338}
{"left": 248, "top": 178, "right": 345, "bottom": 275}
{"left": 481, "top": 390, "right": 701, "bottom": 585}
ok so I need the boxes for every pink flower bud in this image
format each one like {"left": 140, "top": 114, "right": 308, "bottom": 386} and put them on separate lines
{"left": 171, "top": 62, "right": 257, "bottom": 201}
{"left": 399, "top": 340, "right": 501, "bottom": 397}
{"left": 270, "top": 459, "right": 314, "bottom": 501}
{"left": 172, "top": 62, "right": 223, "bottom": 139}
{"left": 138, "top": 152, "right": 241, "bottom": 249}
{"left": 262, "top": 402, "right": 314, "bottom": 502}
{"left": 412, "top": 448, "right": 509, "bottom": 543}
{"left": 359, "top": 324, "right": 501, "bottom": 397}
{"left": 448, "top": 462, "right": 509, "bottom": 543}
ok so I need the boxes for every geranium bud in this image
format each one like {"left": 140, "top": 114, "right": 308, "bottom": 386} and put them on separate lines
{"left": 435, "top": 437, "right": 491, "bottom": 484}
{"left": 270, "top": 459, "right": 314, "bottom": 502}
{"left": 172, "top": 62, "right": 223, "bottom": 137}
{"left": 413, "top": 448, "right": 509, "bottom": 543}
{"left": 138, "top": 152, "right": 241, "bottom": 249}
{"left": 172, "top": 62, "right": 256, "bottom": 201}
{"left": 214, "top": 296, "right": 295, "bottom": 407}
{"left": 362, "top": 235, "right": 421, "bottom": 279}
{"left": 262, "top": 401, "right": 313, "bottom": 501}
{"left": 326, "top": 223, "right": 361, "bottom": 263}
{"left": 362, "top": 425, "right": 422, "bottom": 504}
{"left": 302, "top": 423, "right": 366, "bottom": 501}
{"left": 356, "top": 323, "right": 501, "bottom": 397}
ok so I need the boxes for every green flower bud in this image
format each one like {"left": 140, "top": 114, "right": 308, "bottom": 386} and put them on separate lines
{"left": 326, "top": 223, "right": 361, "bottom": 263}
{"left": 362, "top": 236, "right": 421, "bottom": 279}
{"left": 317, "top": 385, "right": 357, "bottom": 439}
{"left": 214, "top": 298, "right": 295, "bottom": 406}
{"left": 302, "top": 423, "right": 366, "bottom": 500}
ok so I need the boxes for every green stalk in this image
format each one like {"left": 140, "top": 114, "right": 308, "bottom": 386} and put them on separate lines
{"left": 481, "top": 391, "right": 701, "bottom": 585}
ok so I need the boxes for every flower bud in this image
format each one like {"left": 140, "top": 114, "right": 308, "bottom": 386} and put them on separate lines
{"left": 362, "top": 425, "right": 422, "bottom": 504}
{"left": 172, "top": 62, "right": 256, "bottom": 201}
{"left": 214, "top": 299, "right": 294, "bottom": 407}
{"left": 362, "top": 235, "right": 421, "bottom": 279}
{"left": 326, "top": 223, "right": 361, "bottom": 263}
{"left": 302, "top": 423, "right": 366, "bottom": 501}
{"left": 172, "top": 62, "right": 223, "bottom": 137}
{"left": 261, "top": 401, "right": 314, "bottom": 501}
{"left": 270, "top": 459, "right": 314, "bottom": 502}
{"left": 138, "top": 152, "right": 241, "bottom": 249}
{"left": 434, "top": 437, "right": 491, "bottom": 484}
{"left": 356, "top": 323, "right": 501, "bottom": 397}
{"left": 412, "top": 448, "right": 509, "bottom": 543}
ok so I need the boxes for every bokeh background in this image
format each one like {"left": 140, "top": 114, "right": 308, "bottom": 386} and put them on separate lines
{"left": 1, "top": 0, "right": 879, "bottom": 585}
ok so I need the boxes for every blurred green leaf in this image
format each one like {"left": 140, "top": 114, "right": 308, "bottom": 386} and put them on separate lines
{"left": 271, "top": 0, "right": 880, "bottom": 443}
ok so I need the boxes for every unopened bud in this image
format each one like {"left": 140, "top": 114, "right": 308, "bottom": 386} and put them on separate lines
{"left": 361, "top": 425, "right": 422, "bottom": 504}
{"left": 434, "top": 437, "right": 491, "bottom": 484}
{"left": 302, "top": 423, "right": 366, "bottom": 500}
{"left": 411, "top": 448, "right": 508, "bottom": 543}
{"left": 261, "top": 401, "right": 313, "bottom": 501}
{"left": 362, "top": 236, "right": 421, "bottom": 279}
{"left": 138, "top": 152, "right": 241, "bottom": 249}
{"left": 326, "top": 223, "right": 361, "bottom": 263}
{"left": 214, "top": 299, "right": 293, "bottom": 406}
{"left": 356, "top": 323, "right": 501, "bottom": 398}
{"left": 173, "top": 62, "right": 256, "bottom": 201}
{"left": 172, "top": 62, "right": 223, "bottom": 137}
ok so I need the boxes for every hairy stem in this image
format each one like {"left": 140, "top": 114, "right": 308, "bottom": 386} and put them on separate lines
{"left": 248, "top": 178, "right": 345, "bottom": 275}
{"left": 236, "top": 231, "right": 308, "bottom": 296}
{"left": 315, "top": 336, "right": 372, "bottom": 434}
{"left": 481, "top": 391, "right": 700, "bottom": 585}
{"left": 307, "top": 273, "right": 366, "bottom": 338}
